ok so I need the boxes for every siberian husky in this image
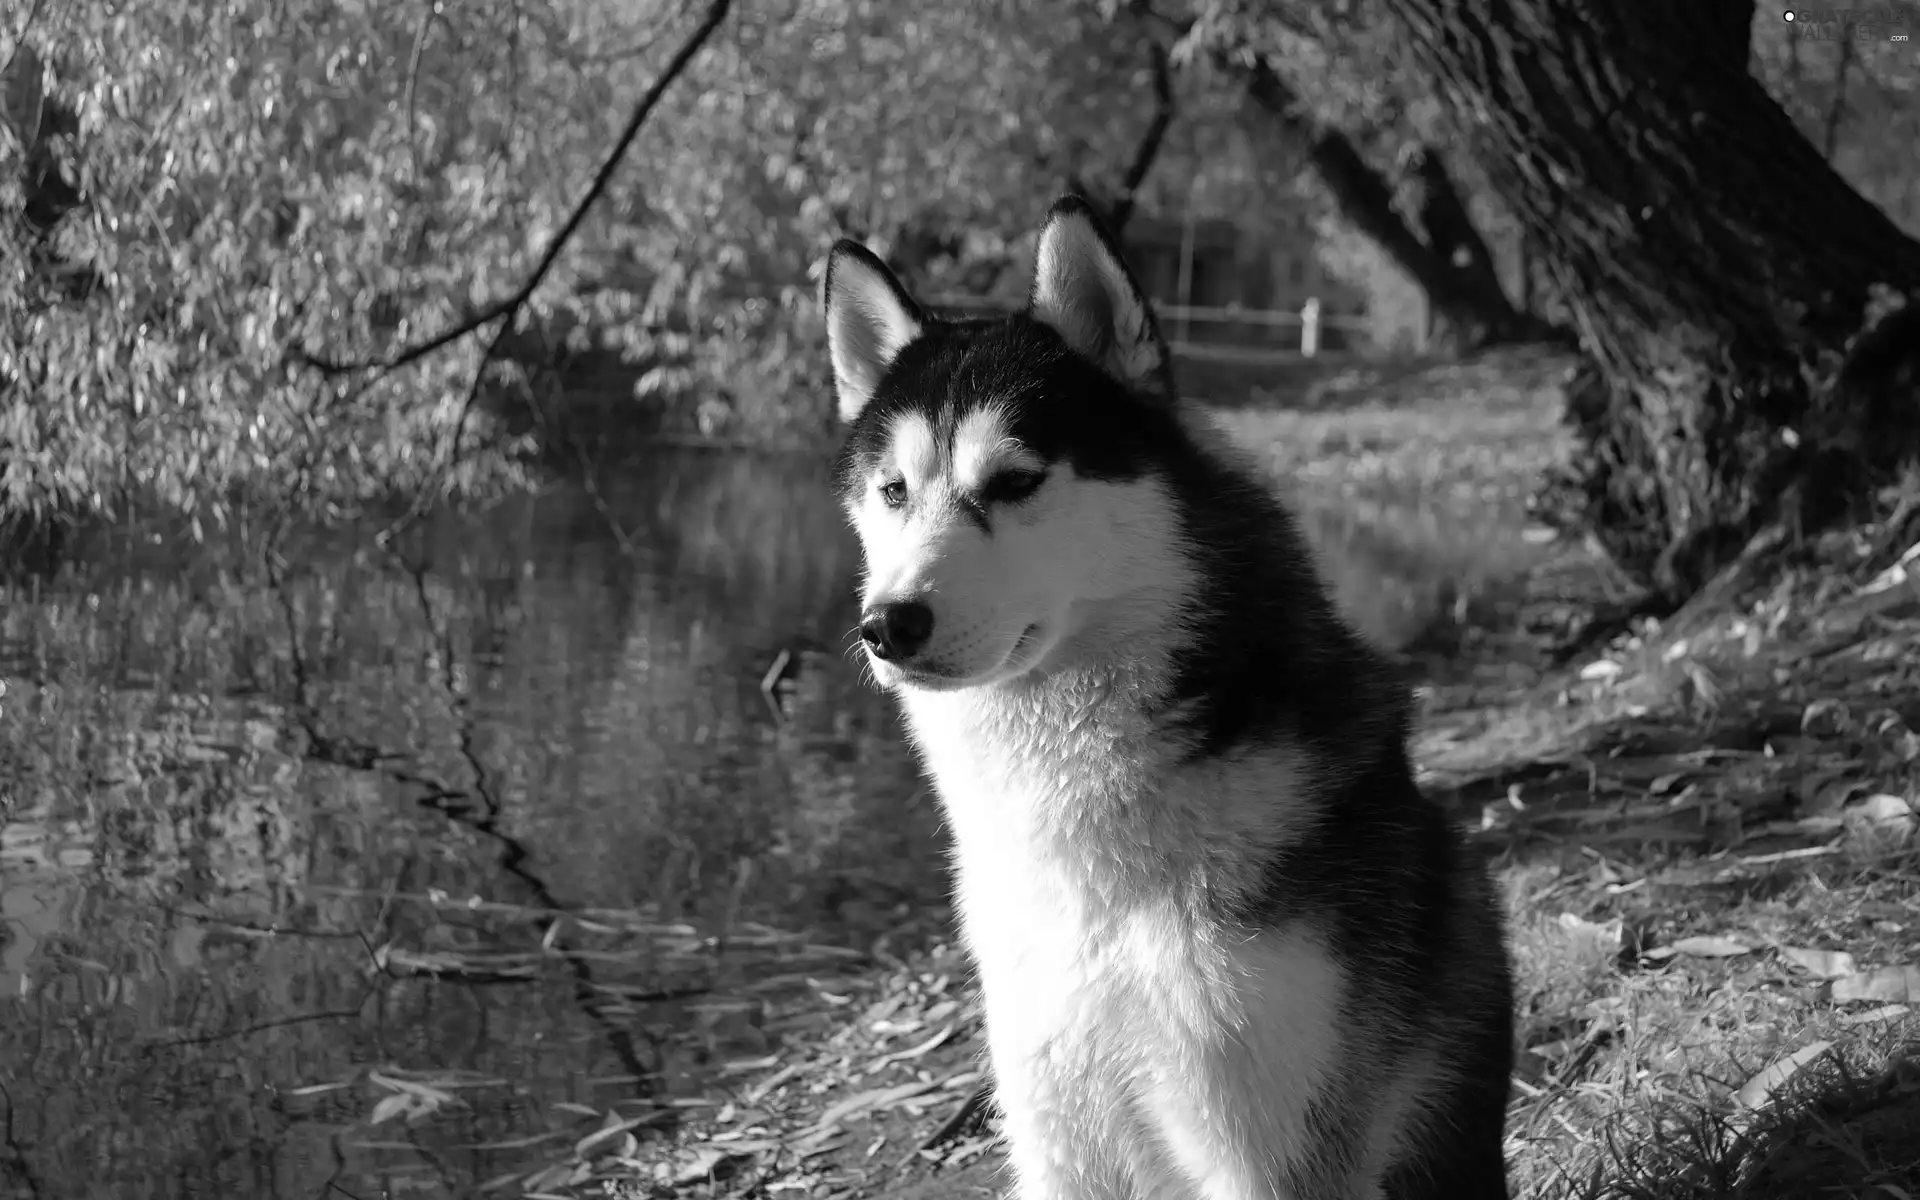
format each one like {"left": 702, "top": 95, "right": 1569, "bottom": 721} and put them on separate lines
{"left": 823, "top": 196, "right": 1514, "bottom": 1200}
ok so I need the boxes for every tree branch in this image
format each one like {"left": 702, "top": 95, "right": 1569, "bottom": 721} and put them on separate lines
{"left": 1108, "top": 38, "right": 1177, "bottom": 238}
{"left": 295, "top": 0, "right": 733, "bottom": 382}
{"left": 1239, "top": 55, "right": 1556, "bottom": 347}
{"left": 1240, "top": 58, "right": 1442, "bottom": 286}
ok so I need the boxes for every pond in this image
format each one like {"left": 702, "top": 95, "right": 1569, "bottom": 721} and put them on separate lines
{"left": 0, "top": 450, "right": 948, "bottom": 1199}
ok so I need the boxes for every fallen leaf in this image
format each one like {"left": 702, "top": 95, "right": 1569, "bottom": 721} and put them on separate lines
{"left": 812, "top": 1078, "right": 942, "bottom": 1131}
{"left": 1665, "top": 936, "right": 1754, "bottom": 959}
{"left": 1843, "top": 793, "right": 1917, "bottom": 850}
{"left": 872, "top": 1023, "right": 956, "bottom": 1068}
{"left": 1801, "top": 698, "right": 1853, "bottom": 737}
{"left": 1734, "top": 1040, "right": 1833, "bottom": 1110}
{"left": 576, "top": 1114, "right": 650, "bottom": 1157}
{"left": 1839, "top": 1003, "right": 1911, "bottom": 1026}
{"left": 478, "top": 1168, "right": 526, "bottom": 1193}
{"left": 661, "top": 1145, "right": 749, "bottom": 1187}
{"left": 1832, "top": 965, "right": 1920, "bottom": 1003}
{"left": 1739, "top": 845, "right": 1840, "bottom": 866}
{"left": 1527, "top": 1037, "right": 1580, "bottom": 1061}
{"left": 286, "top": 1081, "right": 353, "bottom": 1098}
{"left": 744, "top": 1062, "right": 801, "bottom": 1103}
{"left": 1556, "top": 912, "right": 1624, "bottom": 954}
{"left": 1857, "top": 794, "right": 1916, "bottom": 821}
{"left": 722, "top": 1054, "right": 781, "bottom": 1074}
{"left": 1778, "top": 947, "right": 1858, "bottom": 980}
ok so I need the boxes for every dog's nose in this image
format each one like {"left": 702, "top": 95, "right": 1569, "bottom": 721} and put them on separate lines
{"left": 859, "top": 601, "right": 935, "bottom": 662}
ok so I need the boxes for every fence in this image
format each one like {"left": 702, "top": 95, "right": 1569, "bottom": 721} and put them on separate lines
{"left": 922, "top": 294, "right": 1385, "bottom": 366}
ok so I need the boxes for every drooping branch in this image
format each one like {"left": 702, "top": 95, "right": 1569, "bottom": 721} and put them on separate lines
{"left": 295, "top": 0, "right": 734, "bottom": 381}
{"left": 1107, "top": 39, "right": 1176, "bottom": 237}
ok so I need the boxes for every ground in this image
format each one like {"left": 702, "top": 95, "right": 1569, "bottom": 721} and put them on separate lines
{"left": 504, "top": 348, "right": 1920, "bottom": 1200}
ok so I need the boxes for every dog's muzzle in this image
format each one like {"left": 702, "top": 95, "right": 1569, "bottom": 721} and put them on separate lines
{"left": 859, "top": 600, "right": 934, "bottom": 662}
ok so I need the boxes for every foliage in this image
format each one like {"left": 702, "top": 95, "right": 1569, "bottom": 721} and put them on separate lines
{"left": 5, "top": 0, "right": 1917, "bottom": 539}
{"left": 2, "top": 0, "right": 563, "bottom": 529}
{"left": 0, "top": 0, "right": 1270, "bottom": 534}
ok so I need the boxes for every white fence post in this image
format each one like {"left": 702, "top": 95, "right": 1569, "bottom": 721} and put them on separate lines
{"left": 918, "top": 294, "right": 1368, "bottom": 367}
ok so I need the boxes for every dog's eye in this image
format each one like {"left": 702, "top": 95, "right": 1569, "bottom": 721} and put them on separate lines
{"left": 982, "top": 470, "right": 1047, "bottom": 505}
{"left": 879, "top": 479, "right": 909, "bottom": 508}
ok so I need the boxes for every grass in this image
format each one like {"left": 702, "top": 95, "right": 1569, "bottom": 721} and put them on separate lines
{"left": 1209, "top": 344, "right": 1580, "bottom": 652}
{"left": 510, "top": 345, "right": 1919, "bottom": 1200}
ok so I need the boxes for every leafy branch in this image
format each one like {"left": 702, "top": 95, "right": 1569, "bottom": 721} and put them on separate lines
{"left": 294, "top": 0, "right": 734, "bottom": 389}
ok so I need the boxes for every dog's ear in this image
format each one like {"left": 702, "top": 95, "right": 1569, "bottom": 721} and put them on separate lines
{"left": 824, "top": 241, "right": 925, "bottom": 425}
{"left": 1028, "top": 196, "right": 1173, "bottom": 400}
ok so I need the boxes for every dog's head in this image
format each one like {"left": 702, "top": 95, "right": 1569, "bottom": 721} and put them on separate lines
{"left": 825, "top": 196, "right": 1191, "bottom": 693}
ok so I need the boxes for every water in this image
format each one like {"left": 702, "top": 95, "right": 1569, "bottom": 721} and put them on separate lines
{"left": 0, "top": 450, "right": 947, "bottom": 1199}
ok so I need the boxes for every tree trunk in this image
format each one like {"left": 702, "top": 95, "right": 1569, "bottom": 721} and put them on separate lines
{"left": 1362, "top": 0, "right": 1920, "bottom": 603}
{"left": 1239, "top": 59, "right": 1560, "bottom": 351}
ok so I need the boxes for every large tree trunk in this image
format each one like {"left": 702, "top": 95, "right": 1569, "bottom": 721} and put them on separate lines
{"left": 1238, "top": 58, "right": 1560, "bottom": 351}
{"left": 1360, "top": 0, "right": 1920, "bottom": 603}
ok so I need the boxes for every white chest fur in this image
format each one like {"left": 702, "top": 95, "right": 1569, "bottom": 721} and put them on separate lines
{"left": 898, "top": 673, "right": 1347, "bottom": 1199}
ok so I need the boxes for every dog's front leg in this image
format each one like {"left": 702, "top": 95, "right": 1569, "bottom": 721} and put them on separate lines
{"left": 1141, "top": 1092, "right": 1380, "bottom": 1200}
{"left": 995, "top": 1078, "right": 1137, "bottom": 1200}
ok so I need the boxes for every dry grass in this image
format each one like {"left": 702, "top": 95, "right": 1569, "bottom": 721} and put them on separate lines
{"left": 1503, "top": 854, "right": 1920, "bottom": 1199}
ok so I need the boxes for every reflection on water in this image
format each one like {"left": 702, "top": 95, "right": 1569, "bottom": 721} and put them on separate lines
{"left": 0, "top": 451, "right": 943, "bottom": 1199}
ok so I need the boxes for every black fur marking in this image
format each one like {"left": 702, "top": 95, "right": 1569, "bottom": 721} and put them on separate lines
{"left": 979, "top": 468, "right": 1047, "bottom": 507}
{"left": 959, "top": 498, "right": 994, "bottom": 536}
{"left": 833, "top": 315, "right": 1177, "bottom": 497}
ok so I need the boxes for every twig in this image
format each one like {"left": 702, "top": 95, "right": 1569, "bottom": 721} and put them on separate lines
{"left": 401, "top": 0, "right": 443, "bottom": 185}
{"left": 145, "top": 1002, "right": 373, "bottom": 1049}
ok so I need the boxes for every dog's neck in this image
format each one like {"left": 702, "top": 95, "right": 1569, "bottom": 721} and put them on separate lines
{"left": 898, "top": 646, "right": 1309, "bottom": 918}
{"left": 902, "top": 650, "right": 1164, "bottom": 786}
